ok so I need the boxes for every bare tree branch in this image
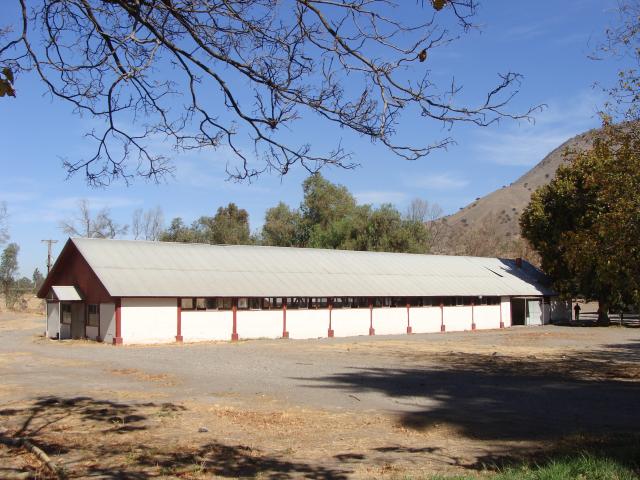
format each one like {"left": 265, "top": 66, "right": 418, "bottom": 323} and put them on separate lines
{"left": 59, "top": 198, "right": 128, "bottom": 238}
{"left": 1, "top": 0, "right": 539, "bottom": 185}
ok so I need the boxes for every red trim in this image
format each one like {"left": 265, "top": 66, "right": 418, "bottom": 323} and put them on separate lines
{"left": 231, "top": 298, "right": 239, "bottom": 341}
{"left": 368, "top": 297, "right": 375, "bottom": 336}
{"left": 176, "top": 297, "right": 183, "bottom": 342}
{"left": 282, "top": 298, "right": 289, "bottom": 339}
{"left": 84, "top": 303, "right": 88, "bottom": 339}
{"left": 499, "top": 300, "right": 505, "bottom": 328}
{"left": 327, "top": 299, "right": 334, "bottom": 337}
{"left": 113, "top": 298, "right": 123, "bottom": 345}
{"left": 406, "top": 303, "right": 412, "bottom": 334}
{"left": 440, "top": 303, "right": 445, "bottom": 332}
{"left": 471, "top": 301, "right": 476, "bottom": 331}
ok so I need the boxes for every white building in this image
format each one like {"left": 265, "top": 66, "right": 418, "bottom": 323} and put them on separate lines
{"left": 38, "top": 238, "right": 569, "bottom": 344}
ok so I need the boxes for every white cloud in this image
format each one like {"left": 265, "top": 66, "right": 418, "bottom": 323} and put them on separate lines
{"left": 406, "top": 173, "right": 469, "bottom": 190}
{"left": 473, "top": 90, "right": 604, "bottom": 167}
{"left": 354, "top": 190, "right": 408, "bottom": 205}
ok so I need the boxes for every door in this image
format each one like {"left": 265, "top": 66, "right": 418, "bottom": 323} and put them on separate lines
{"left": 510, "top": 298, "right": 526, "bottom": 326}
{"left": 71, "top": 303, "right": 85, "bottom": 339}
{"left": 526, "top": 299, "right": 543, "bottom": 325}
{"left": 46, "top": 302, "right": 60, "bottom": 339}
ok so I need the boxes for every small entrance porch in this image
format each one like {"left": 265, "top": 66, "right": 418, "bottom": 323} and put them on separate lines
{"left": 45, "top": 286, "right": 85, "bottom": 339}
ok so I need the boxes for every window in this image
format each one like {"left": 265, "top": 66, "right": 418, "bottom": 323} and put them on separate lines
{"left": 87, "top": 304, "right": 99, "bottom": 327}
{"left": 249, "top": 298, "right": 261, "bottom": 310}
{"left": 262, "top": 297, "right": 273, "bottom": 309}
{"left": 181, "top": 298, "right": 195, "bottom": 310}
{"left": 310, "top": 297, "right": 328, "bottom": 309}
{"left": 196, "top": 298, "right": 207, "bottom": 310}
{"left": 61, "top": 303, "right": 72, "bottom": 324}
{"left": 206, "top": 298, "right": 217, "bottom": 310}
{"left": 219, "top": 298, "right": 233, "bottom": 310}
{"left": 442, "top": 297, "right": 456, "bottom": 307}
{"left": 355, "top": 297, "right": 373, "bottom": 308}
{"left": 287, "top": 297, "right": 308, "bottom": 309}
{"left": 237, "top": 297, "right": 249, "bottom": 310}
{"left": 332, "top": 297, "right": 345, "bottom": 309}
{"left": 408, "top": 297, "right": 422, "bottom": 307}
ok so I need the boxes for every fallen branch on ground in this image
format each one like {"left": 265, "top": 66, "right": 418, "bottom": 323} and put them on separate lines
{"left": 0, "top": 435, "right": 64, "bottom": 479}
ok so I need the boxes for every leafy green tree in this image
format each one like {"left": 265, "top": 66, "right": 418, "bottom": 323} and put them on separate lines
{"left": 161, "top": 203, "right": 251, "bottom": 245}
{"left": 0, "top": 242, "right": 19, "bottom": 305}
{"left": 207, "top": 203, "right": 252, "bottom": 245}
{"left": 301, "top": 174, "right": 357, "bottom": 233}
{"left": 160, "top": 217, "right": 199, "bottom": 243}
{"left": 520, "top": 123, "right": 640, "bottom": 323}
{"left": 261, "top": 202, "right": 303, "bottom": 247}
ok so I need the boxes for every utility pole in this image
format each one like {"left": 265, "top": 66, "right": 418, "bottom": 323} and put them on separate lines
{"left": 41, "top": 239, "right": 58, "bottom": 274}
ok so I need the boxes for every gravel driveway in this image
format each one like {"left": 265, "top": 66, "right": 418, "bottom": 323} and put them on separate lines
{"left": 1, "top": 313, "right": 639, "bottom": 478}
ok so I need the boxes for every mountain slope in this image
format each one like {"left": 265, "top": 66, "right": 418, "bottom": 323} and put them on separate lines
{"left": 442, "top": 127, "right": 602, "bottom": 239}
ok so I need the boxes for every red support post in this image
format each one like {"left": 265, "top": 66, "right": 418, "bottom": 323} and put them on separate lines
{"left": 176, "top": 297, "right": 183, "bottom": 343}
{"left": 471, "top": 301, "right": 476, "bottom": 331}
{"left": 440, "top": 302, "right": 445, "bottom": 332}
{"left": 282, "top": 298, "right": 289, "bottom": 338}
{"left": 231, "top": 298, "right": 239, "bottom": 341}
{"left": 369, "top": 297, "right": 375, "bottom": 336}
{"left": 406, "top": 302, "right": 412, "bottom": 334}
{"left": 499, "top": 299, "right": 505, "bottom": 328}
{"left": 113, "top": 298, "right": 123, "bottom": 345}
{"left": 328, "top": 298, "right": 334, "bottom": 337}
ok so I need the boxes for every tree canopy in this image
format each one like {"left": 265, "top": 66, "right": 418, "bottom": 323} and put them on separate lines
{"left": 0, "top": 0, "right": 534, "bottom": 185}
{"left": 161, "top": 203, "right": 252, "bottom": 245}
{"left": 261, "top": 173, "right": 434, "bottom": 253}
{"left": 520, "top": 123, "right": 640, "bottom": 321}
{"left": 0, "top": 242, "right": 19, "bottom": 304}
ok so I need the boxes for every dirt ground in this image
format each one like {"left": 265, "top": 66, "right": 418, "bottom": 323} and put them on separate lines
{"left": 0, "top": 312, "right": 639, "bottom": 479}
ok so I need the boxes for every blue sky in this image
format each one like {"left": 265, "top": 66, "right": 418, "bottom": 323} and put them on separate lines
{"left": 0, "top": 0, "right": 628, "bottom": 277}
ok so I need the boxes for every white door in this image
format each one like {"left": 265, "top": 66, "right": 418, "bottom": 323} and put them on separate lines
{"left": 46, "top": 302, "right": 60, "bottom": 338}
{"left": 526, "top": 299, "right": 543, "bottom": 325}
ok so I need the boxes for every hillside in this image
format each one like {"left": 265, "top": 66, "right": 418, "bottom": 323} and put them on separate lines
{"left": 442, "top": 126, "right": 602, "bottom": 239}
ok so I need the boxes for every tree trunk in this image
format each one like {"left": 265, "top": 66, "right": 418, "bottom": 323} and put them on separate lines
{"left": 597, "top": 300, "right": 610, "bottom": 326}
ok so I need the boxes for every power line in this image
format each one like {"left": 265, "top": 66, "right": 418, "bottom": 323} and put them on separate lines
{"left": 41, "top": 239, "right": 58, "bottom": 274}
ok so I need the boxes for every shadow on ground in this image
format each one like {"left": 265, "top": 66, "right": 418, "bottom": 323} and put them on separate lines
{"left": 0, "top": 396, "right": 350, "bottom": 479}
{"left": 296, "top": 340, "right": 640, "bottom": 442}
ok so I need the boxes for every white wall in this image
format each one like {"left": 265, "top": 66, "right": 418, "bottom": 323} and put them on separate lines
{"left": 287, "top": 309, "right": 330, "bottom": 339}
{"left": 374, "top": 307, "right": 408, "bottom": 336}
{"left": 238, "top": 310, "right": 283, "bottom": 339}
{"left": 121, "top": 298, "right": 176, "bottom": 344}
{"left": 474, "top": 305, "right": 501, "bottom": 330}
{"left": 100, "top": 303, "right": 115, "bottom": 343}
{"left": 409, "top": 306, "right": 442, "bottom": 334}
{"left": 500, "top": 297, "right": 511, "bottom": 328}
{"left": 331, "top": 308, "right": 371, "bottom": 337}
{"left": 182, "top": 310, "right": 232, "bottom": 342}
{"left": 443, "top": 306, "right": 474, "bottom": 332}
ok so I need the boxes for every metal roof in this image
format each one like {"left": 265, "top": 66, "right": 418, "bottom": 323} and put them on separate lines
{"left": 68, "top": 238, "right": 554, "bottom": 298}
{"left": 51, "top": 285, "right": 84, "bottom": 301}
